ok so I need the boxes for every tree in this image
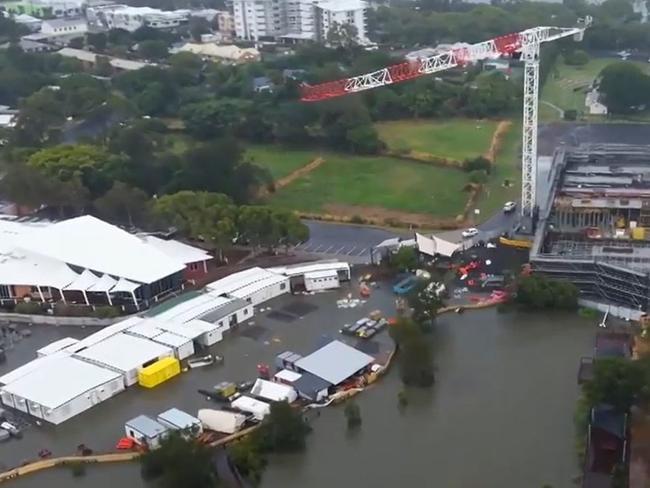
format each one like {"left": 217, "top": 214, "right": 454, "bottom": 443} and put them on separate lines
{"left": 189, "top": 16, "right": 211, "bottom": 41}
{"left": 237, "top": 206, "right": 308, "bottom": 251}
{"left": 599, "top": 62, "right": 650, "bottom": 114}
{"left": 227, "top": 438, "right": 267, "bottom": 485}
{"left": 94, "top": 182, "right": 151, "bottom": 227}
{"left": 344, "top": 401, "right": 362, "bottom": 429}
{"left": 408, "top": 280, "right": 444, "bottom": 327}
{"left": 563, "top": 49, "right": 589, "bottom": 66}
{"left": 28, "top": 144, "right": 126, "bottom": 197}
{"left": 583, "top": 358, "right": 646, "bottom": 413}
{"left": 346, "top": 124, "right": 382, "bottom": 154}
{"left": 137, "top": 40, "right": 169, "bottom": 61}
{"left": 463, "top": 157, "right": 492, "bottom": 175}
{"left": 391, "top": 246, "right": 417, "bottom": 272}
{"left": 180, "top": 99, "right": 251, "bottom": 139}
{"left": 11, "top": 88, "right": 65, "bottom": 146}
{"left": 254, "top": 402, "right": 311, "bottom": 453}
{"left": 515, "top": 274, "right": 578, "bottom": 310}
{"left": 389, "top": 318, "right": 435, "bottom": 387}
{"left": 68, "top": 37, "right": 84, "bottom": 49}
{"left": 140, "top": 433, "right": 217, "bottom": 488}
{"left": 153, "top": 191, "right": 237, "bottom": 260}
{"left": 95, "top": 56, "right": 113, "bottom": 77}
{"left": 87, "top": 32, "right": 108, "bottom": 52}
{"left": 326, "top": 22, "right": 359, "bottom": 48}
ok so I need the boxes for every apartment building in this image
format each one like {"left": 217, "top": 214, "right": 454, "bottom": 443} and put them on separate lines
{"left": 231, "top": 0, "right": 368, "bottom": 44}
{"left": 86, "top": 4, "right": 190, "bottom": 31}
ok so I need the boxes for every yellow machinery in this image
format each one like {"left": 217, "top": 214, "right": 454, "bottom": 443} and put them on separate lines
{"left": 632, "top": 227, "right": 646, "bottom": 241}
{"left": 138, "top": 357, "right": 181, "bottom": 388}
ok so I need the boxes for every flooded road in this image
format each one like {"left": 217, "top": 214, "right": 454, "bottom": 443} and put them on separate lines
{"left": 0, "top": 286, "right": 594, "bottom": 488}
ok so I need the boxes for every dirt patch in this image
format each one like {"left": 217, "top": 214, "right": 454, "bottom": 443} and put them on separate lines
{"left": 483, "top": 120, "right": 512, "bottom": 163}
{"left": 314, "top": 203, "right": 466, "bottom": 229}
{"left": 275, "top": 157, "right": 324, "bottom": 190}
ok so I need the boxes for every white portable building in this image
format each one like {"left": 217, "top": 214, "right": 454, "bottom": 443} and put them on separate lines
{"left": 0, "top": 353, "right": 65, "bottom": 386}
{"left": 250, "top": 378, "right": 297, "bottom": 403}
{"left": 36, "top": 337, "right": 80, "bottom": 357}
{"left": 274, "top": 369, "right": 302, "bottom": 385}
{"left": 178, "top": 319, "right": 223, "bottom": 346}
{"left": 124, "top": 320, "right": 165, "bottom": 340}
{"left": 74, "top": 333, "right": 173, "bottom": 386}
{"left": 269, "top": 261, "right": 351, "bottom": 281}
{"left": 198, "top": 409, "right": 246, "bottom": 434}
{"left": 0, "top": 355, "right": 124, "bottom": 425}
{"left": 206, "top": 267, "right": 289, "bottom": 305}
{"left": 151, "top": 331, "right": 195, "bottom": 360}
{"left": 125, "top": 415, "right": 169, "bottom": 449}
{"left": 157, "top": 408, "right": 203, "bottom": 437}
{"left": 230, "top": 395, "right": 271, "bottom": 421}
{"left": 304, "top": 269, "right": 340, "bottom": 292}
{"left": 64, "top": 316, "right": 146, "bottom": 353}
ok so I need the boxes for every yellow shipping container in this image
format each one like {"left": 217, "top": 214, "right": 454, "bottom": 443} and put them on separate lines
{"left": 632, "top": 227, "right": 646, "bottom": 241}
{"left": 138, "top": 357, "right": 181, "bottom": 388}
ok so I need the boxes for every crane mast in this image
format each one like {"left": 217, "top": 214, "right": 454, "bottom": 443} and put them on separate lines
{"left": 300, "top": 18, "right": 592, "bottom": 218}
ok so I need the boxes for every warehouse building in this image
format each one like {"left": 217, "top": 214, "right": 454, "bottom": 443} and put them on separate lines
{"left": 0, "top": 215, "right": 211, "bottom": 311}
{"left": 74, "top": 333, "right": 173, "bottom": 386}
{"left": 294, "top": 340, "right": 374, "bottom": 386}
{"left": 206, "top": 267, "right": 289, "bottom": 305}
{"left": 0, "top": 354, "right": 124, "bottom": 425}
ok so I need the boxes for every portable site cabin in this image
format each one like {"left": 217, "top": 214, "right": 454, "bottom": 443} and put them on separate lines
{"left": 275, "top": 351, "right": 303, "bottom": 372}
{"left": 0, "top": 355, "right": 124, "bottom": 425}
{"left": 75, "top": 333, "right": 173, "bottom": 387}
{"left": 125, "top": 415, "right": 169, "bottom": 449}
{"left": 137, "top": 357, "right": 181, "bottom": 388}
{"left": 230, "top": 396, "right": 270, "bottom": 421}
{"left": 151, "top": 332, "right": 194, "bottom": 360}
{"left": 269, "top": 261, "right": 351, "bottom": 292}
{"left": 152, "top": 292, "right": 254, "bottom": 332}
{"left": 250, "top": 378, "right": 297, "bottom": 403}
{"left": 157, "top": 408, "right": 203, "bottom": 437}
{"left": 273, "top": 369, "right": 302, "bottom": 386}
{"left": 205, "top": 267, "right": 289, "bottom": 306}
{"left": 36, "top": 337, "right": 80, "bottom": 357}
{"left": 293, "top": 372, "right": 331, "bottom": 402}
{"left": 180, "top": 319, "right": 224, "bottom": 346}
{"left": 304, "top": 269, "right": 340, "bottom": 292}
{"left": 198, "top": 409, "right": 246, "bottom": 434}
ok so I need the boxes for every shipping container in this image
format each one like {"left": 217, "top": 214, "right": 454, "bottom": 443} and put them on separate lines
{"left": 137, "top": 357, "right": 181, "bottom": 388}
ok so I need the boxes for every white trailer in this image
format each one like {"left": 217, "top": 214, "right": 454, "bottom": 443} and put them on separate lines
{"left": 304, "top": 269, "right": 340, "bottom": 292}
{"left": 230, "top": 395, "right": 270, "bottom": 421}
{"left": 198, "top": 409, "right": 246, "bottom": 434}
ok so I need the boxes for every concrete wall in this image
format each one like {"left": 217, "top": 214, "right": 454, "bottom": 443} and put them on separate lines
{"left": 0, "top": 312, "right": 125, "bottom": 327}
{"left": 578, "top": 299, "right": 644, "bottom": 322}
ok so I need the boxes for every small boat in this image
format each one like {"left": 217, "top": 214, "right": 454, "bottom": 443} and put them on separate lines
{"left": 188, "top": 354, "right": 222, "bottom": 369}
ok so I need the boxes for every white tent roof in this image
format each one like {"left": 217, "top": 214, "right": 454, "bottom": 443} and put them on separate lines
{"left": 64, "top": 269, "right": 98, "bottom": 291}
{"left": 75, "top": 333, "right": 172, "bottom": 373}
{"left": 415, "top": 233, "right": 460, "bottom": 258}
{"left": 0, "top": 248, "right": 78, "bottom": 289}
{"left": 139, "top": 235, "right": 211, "bottom": 265}
{"left": 112, "top": 277, "right": 140, "bottom": 293}
{"left": 16, "top": 216, "right": 185, "bottom": 283}
{"left": 87, "top": 274, "right": 117, "bottom": 292}
{"left": 1, "top": 356, "right": 121, "bottom": 409}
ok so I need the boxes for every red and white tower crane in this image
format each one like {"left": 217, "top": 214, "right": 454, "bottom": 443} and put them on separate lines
{"left": 300, "top": 17, "right": 592, "bottom": 218}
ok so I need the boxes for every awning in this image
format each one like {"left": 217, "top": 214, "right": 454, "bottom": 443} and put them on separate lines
{"left": 87, "top": 274, "right": 117, "bottom": 292}
{"left": 416, "top": 233, "right": 460, "bottom": 258}
{"left": 111, "top": 277, "right": 140, "bottom": 293}
{"left": 64, "top": 269, "right": 99, "bottom": 291}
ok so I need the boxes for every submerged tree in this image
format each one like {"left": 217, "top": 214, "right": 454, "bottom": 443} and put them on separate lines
{"left": 254, "top": 402, "right": 311, "bottom": 453}
{"left": 140, "top": 433, "right": 217, "bottom": 488}
{"left": 389, "top": 318, "right": 435, "bottom": 387}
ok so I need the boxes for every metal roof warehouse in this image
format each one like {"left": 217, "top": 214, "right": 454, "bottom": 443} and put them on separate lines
{"left": 295, "top": 340, "right": 374, "bottom": 385}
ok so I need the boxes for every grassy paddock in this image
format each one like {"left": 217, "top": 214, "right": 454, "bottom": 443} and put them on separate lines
{"left": 245, "top": 145, "right": 318, "bottom": 180}
{"left": 375, "top": 119, "right": 499, "bottom": 161}
{"left": 265, "top": 150, "right": 470, "bottom": 217}
{"left": 541, "top": 56, "right": 650, "bottom": 121}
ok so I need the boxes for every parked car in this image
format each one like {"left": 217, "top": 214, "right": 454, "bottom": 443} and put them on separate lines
{"left": 503, "top": 201, "right": 517, "bottom": 213}
{"left": 461, "top": 228, "right": 479, "bottom": 238}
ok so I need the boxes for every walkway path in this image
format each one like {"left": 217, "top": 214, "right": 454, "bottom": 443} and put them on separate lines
{"left": 540, "top": 100, "right": 565, "bottom": 119}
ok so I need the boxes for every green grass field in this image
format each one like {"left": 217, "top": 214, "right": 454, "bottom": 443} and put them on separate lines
{"left": 265, "top": 149, "right": 470, "bottom": 218}
{"left": 375, "top": 119, "right": 498, "bottom": 161}
{"left": 475, "top": 121, "right": 522, "bottom": 217}
{"left": 541, "top": 56, "right": 649, "bottom": 121}
{"left": 245, "top": 145, "right": 318, "bottom": 180}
